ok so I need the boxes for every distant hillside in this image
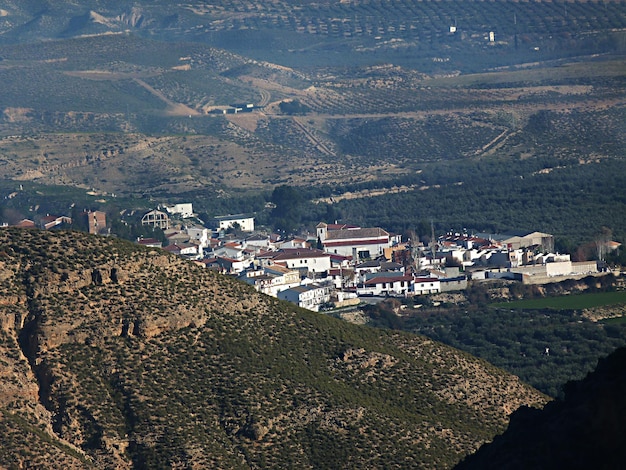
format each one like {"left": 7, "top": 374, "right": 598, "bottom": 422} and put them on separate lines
{"left": 0, "top": 228, "right": 547, "bottom": 468}
{"left": 0, "top": 2, "right": 624, "bottom": 246}
{"left": 1, "top": 0, "right": 625, "bottom": 71}
{"left": 456, "top": 346, "right": 626, "bottom": 469}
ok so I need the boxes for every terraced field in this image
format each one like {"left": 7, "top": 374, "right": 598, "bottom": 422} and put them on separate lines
{"left": 0, "top": 1, "right": 623, "bottom": 236}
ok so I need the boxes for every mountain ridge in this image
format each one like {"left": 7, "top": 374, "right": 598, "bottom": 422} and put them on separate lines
{"left": 0, "top": 227, "right": 548, "bottom": 468}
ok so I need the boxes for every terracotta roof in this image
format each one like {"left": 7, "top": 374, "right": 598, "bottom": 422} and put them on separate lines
{"left": 330, "top": 253, "right": 352, "bottom": 261}
{"left": 324, "top": 238, "right": 389, "bottom": 248}
{"left": 324, "top": 227, "right": 389, "bottom": 241}
{"left": 13, "top": 219, "right": 36, "bottom": 228}
{"left": 265, "top": 264, "right": 293, "bottom": 274}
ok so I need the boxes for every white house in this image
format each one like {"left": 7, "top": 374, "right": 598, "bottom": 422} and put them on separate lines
{"left": 136, "top": 237, "right": 162, "bottom": 248}
{"left": 355, "top": 260, "right": 404, "bottom": 280}
{"left": 165, "top": 203, "right": 194, "bottom": 219}
{"left": 275, "top": 237, "right": 309, "bottom": 250}
{"left": 413, "top": 277, "right": 441, "bottom": 295}
{"left": 213, "top": 256, "right": 247, "bottom": 274}
{"left": 327, "top": 268, "right": 356, "bottom": 290}
{"left": 239, "top": 265, "right": 301, "bottom": 297}
{"left": 356, "top": 275, "right": 413, "bottom": 297}
{"left": 163, "top": 242, "right": 202, "bottom": 259}
{"left": 317, "top": 222, "right": 392, "bottom": 259}
{"left": 214, "top": 242, "right": 245, "bottom": 260}
{"left": 213, "top": 214, "right": 255, "bottom": 232}
{"left": 244, "top": 234, "right": 274, "bottom": 251}
{"left": 185, "top": 225, "right": 210, "bottom": 248}
{"left": 270, "top": 248, "right": 332, "bottom": 274}
{"left": 277, "top": 283, "right": 332, "bottom": 311}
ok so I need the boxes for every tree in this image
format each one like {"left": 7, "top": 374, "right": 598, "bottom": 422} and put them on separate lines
{"left": 270, "top": 185, "right": 304, "bottom": 234}
{"left": 278, "top": 100, "right": 310, "bottom": 115}
{"left": 70, "top": 206, "right": 89, "bottom": 232}
{"left": 595, "top": 226, "right": 613, "bottom": 261}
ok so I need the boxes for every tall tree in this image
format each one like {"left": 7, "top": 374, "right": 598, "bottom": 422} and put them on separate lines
{"left": 270, "top": 185, "right": 304, "bottom": 234}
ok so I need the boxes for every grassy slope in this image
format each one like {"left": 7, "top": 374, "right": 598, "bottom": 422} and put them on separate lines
{"left": 0, "top": 228, "right": 547, "bottom": 468}
{"left": 496, "top": 291, "right": 626, "bottom": 310}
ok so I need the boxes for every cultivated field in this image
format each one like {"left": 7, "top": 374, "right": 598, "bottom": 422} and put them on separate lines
{"left": 0, "top": 1, "right": 623, "bottom": 236}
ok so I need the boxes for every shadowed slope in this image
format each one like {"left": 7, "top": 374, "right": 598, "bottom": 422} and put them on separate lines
{"left": 456, "top": 347, "right": 626, "bottom": 469}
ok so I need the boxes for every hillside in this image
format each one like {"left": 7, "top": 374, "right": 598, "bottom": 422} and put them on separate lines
{"left": 0, "top": 227, "right": 547, "bottom": 468}
{"left": 456, "top": 346, "right": 626, "bottom": 469}
{"left": 0, "top": 3, "right": 624, "bottom": 246}
{"left": 0, "top": 1, "right": 625, "bottom": 195}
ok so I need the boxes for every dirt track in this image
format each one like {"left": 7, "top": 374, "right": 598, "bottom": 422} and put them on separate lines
{"left": 132, "top": 78, "right": 201, "bottom": 116}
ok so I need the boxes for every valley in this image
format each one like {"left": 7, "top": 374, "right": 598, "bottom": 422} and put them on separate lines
{"left": 0, "top": 1, "right": 625, "bottom": 467}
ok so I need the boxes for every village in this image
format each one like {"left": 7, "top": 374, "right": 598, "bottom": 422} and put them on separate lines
{"left": 7, "top": 202, "right": 615, "bottom": 312}
{"left": 136, "top": 203, "right": 614, "bottom": 312}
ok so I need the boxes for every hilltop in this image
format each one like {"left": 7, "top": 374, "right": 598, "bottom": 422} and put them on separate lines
{"left": 0, "top": 227, "right": 547, "bottom": 468}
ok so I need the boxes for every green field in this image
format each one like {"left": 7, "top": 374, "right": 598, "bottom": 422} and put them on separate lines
{"left": 495, "top": 291, "right": 626, "bottom": 311}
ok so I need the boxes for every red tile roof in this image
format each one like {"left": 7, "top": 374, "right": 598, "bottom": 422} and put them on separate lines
{"left": 323, "top": 238, "right": 389, "bottom": 247}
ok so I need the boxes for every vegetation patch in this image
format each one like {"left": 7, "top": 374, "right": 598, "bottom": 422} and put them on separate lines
{"left": 495, "top": 291, "right": 626, "bottom": 311}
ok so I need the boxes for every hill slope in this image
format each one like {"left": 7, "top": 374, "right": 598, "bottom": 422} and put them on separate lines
{"left": 0, "top": 228, "right": 547, "bottom": 468}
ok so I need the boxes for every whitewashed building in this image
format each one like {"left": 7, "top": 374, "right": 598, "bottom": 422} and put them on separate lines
{"left": 317, "top": 222, "right": 392, "bottom": 259}
{"left": 212, "top": 214, "right": 255, "bottom": 232}
{"left": 270, "top": 248, "right": 332, "bottom": 274}
{"left": 413, "top": 277, "right": 441, "bottom": 295}
{"left": 165, "top": 203, "right": 194, "bottom": 219}
{"left": 277, "top": 283, "right": 332, "bottom": 311}
{"left": 357, "top": 275, "right": 413, "bottom": 297}
{"left": 239, "top": 265, "right": 301, "bottom": 297}
{"left": 185, "top": 225, "right": 210, "bottom": 248}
